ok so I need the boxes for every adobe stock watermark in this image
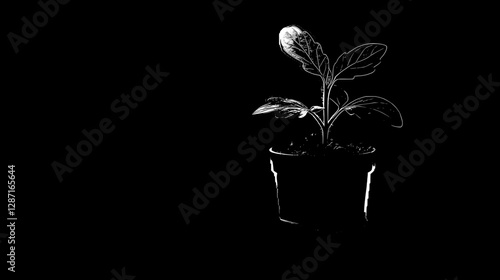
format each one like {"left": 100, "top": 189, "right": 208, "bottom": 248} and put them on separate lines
{"left": 385, "top": 73, "right": 499, "bottom": 191}
{"left": 339, "top": 0, "right": 411, "bottom": 52}
{"left": 212, "top": 0, "right": 243, "bottom": 22}
{"left": 7, "top": 0, "right": 71, "bottom": 54}
{"left": 110, "top": 267, "right": 135, "bottom": 280}
{"left": 178, "top": 114, "right": 294, "bottom": 225}
{"left": 282, "top": 234, "right": 340, "bottom": 280}
{"left": 51, "top": 64, "right": 170, "bottom": 183}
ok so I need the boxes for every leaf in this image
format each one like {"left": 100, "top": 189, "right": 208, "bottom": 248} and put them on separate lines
{"left": 252, "top": 104, "right": 281, "bottom": 115}
{"left": 277, "top": 106, "right": 307, "bottom": 118}
{"left": 252, "top": 97, "right": 308, "bottom": 119}
{"left": 279, "top": 28, "right": 331, "bottom": 80}
{"left": 328, "top": 85, "right": 349, "bottom": 108}
{"left": 331, "top": 43, "right": 387, "bottom": 82}
{"left": 343, "top": 96, "right": 403, "bottom": 127}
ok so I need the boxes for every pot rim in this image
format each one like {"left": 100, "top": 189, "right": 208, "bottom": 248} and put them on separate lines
{"left": 269, "top": 146, "right": 376, "bottom": 157}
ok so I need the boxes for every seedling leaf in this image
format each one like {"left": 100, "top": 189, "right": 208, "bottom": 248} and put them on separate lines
{"left": 332, "top": 43, "right": 387, "bottom": 82}
{"left": 343, "top": 96, "right": 403, "bottom": 127}
{"left": 279, "top": 27, "right": 331, "bottom": 80}
{"left": 253, "top": 97, "right": 308, "bottom": 119}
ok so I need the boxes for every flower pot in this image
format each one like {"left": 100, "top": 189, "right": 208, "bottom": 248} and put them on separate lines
{"left": 269, "top": 147, "right": 376, "bottom": 231}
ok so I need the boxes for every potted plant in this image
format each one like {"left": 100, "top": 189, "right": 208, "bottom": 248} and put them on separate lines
{"left": 252, "top": 25, "right": 403, "bottom": 231}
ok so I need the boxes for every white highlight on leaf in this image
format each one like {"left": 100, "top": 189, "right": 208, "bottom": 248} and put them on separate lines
{"left": 279, "top": 25, "right": 303, "bottom": 59}
{"left": 279, "top": 25, "right": 331, "bottom": 79}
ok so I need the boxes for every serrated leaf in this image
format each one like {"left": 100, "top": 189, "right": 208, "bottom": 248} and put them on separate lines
{"left": 343, "top": 96, "right": 403, "bottom": 127}
{"left": 279, "top": 27, "right": 331, "bottom": 80}
{"left": 332, "top": 43, "right": 387, "bottom": 82}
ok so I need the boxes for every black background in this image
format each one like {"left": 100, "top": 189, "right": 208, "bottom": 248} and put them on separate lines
{"left": 4, "top": 0, "right": 498, "bottom": 279}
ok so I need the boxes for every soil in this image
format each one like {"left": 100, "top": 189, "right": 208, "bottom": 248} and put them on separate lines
{"left": 273, "top": 134, "right": 375, "bottom": 157}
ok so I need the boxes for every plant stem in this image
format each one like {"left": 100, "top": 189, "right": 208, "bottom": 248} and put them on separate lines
{"left": 324, "top": 80, "right": 338, "bottom": 142}
{"left": 325, "top": 83, "right": 332, "bottom": 141}
{"left": 308, "top": 112, "right": 324, "bottom": 143}
{"left": 321, "top": 79, "right": 328, "bottom": 145}
{"left": 326, "top": 109, "right": 345, "bottom": 139}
